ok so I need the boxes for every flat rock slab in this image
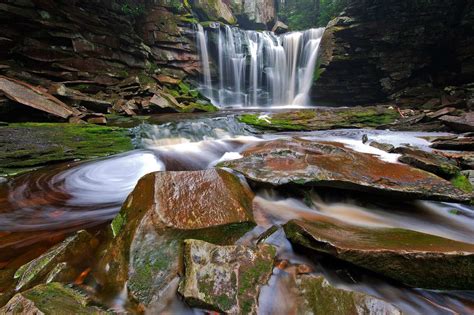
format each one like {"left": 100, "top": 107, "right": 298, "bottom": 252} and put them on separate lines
{"left": 0, "top": 282, "right": 108, "bottom": 314}
{"left": 96, "top": 169, "right": 256, "bottom": 310}
{"left": 0, "top": 76, "right": 80, "bottom": 119}
{"left": 284, "top": 219, "right": 474, "bottom": 289}
{"left": 238, "top": 106, "right": 399, "bottom": 131}
{"left": 221, "top": 139, "right": 471, "bottom": 202}
{"left": 393, "top": 146, "right": 459, "bottom": 178}
{"left": 431, "top": 137, "right": 474, "bottom": 151}
{"left": 296, "top": 274, "right": 402, "bottom": 314}
{"left": 179, "top": 239, "right": 276, "bottom": 314}
{"left": 439, "top": 112, "right": 474, "bottom": 132}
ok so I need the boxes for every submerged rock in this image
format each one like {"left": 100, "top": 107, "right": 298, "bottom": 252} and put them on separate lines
{"left": 296, "top": 274, "right": 402, "bottom": 314}
{"left": 13, "top": 230, "right": 97, "bottom": 292}
{"left": 284, "top": 219, "right": 474, "bottom": 289}
{"left": 0, "top": 282, "right": 108, "bottom": 314}
{"left": 221, "top": 138, "right": 471, "bottom": 202}
{"left": 96, "top": 169, "right": 255, "bottom": 310}
{"left": 179, "top": 239, "right": 276, "bottom": 314}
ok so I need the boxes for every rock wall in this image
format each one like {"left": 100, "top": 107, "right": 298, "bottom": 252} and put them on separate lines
{"left": 313, "top": 0, "right": 474, "bottom": 106}
{"left": 0, "top": 0, "right": 207, "bottom": 120}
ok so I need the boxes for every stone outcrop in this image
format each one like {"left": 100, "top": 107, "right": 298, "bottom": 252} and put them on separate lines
{"left": 0, "top": 0, "right": 213, "bottom": 120}
{"left": 314, "top": 0, "right": 474, "bottom": 106}
{"left": 221, "top": 138, "right": 472, "bottom": 202}
{"left": 284, "top": 219, "right": 474, "bottom": 289}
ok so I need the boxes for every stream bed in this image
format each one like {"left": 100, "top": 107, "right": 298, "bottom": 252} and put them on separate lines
{"left": 1, "top": 113, "right": 473, "bottom": 314}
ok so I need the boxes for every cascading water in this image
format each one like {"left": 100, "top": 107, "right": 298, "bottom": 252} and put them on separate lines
{"left": 196, "top": 25, "right": 325, "bottom": 107}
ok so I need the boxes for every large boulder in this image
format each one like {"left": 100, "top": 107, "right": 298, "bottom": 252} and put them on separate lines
{"left": 190, "top": 0, "right": 237, "bottom": 24}
{"left": 221, "top": 138, "right": 471, "bottom": 202}
{"left": 284, "top": 219, "right": 474, "bottom": 289}
{"left": 231, "top": 0, "right": 277, "bottom": 29}
{"left": 179, "top": 239, "right": 276, "bottom": 314}
{"left": 94, "top": 169, "right": 255, "bottom": 311}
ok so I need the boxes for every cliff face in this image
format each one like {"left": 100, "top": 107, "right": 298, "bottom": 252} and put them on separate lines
{"left": 0, "top": 0, "right": 206, "bottom": 120}
{"left": 313, "top": 0, "right": 474, "bottom": 106}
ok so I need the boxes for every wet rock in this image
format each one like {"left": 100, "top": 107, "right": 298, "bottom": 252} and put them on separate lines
{"left": 393, "top": 146, "right": 459, "bottom": 179}
{"left": 296, "top": 274, "right": 402, "bottom": 314}
{"left": 0, "top": 282, "right": 108, "bottom": 314}
{"left": 238, "top": 106, "right": 399, "bottom": 131}
{"left": 95, "top": 169, "right": 255, "bottom": 310}
{"left": 431, "top": 137, "right": 474, "bottom": 151}
{"left": 426, "top": 107, "right": 456, "bottom": 119}
{"left": 461, "top": 170, "right": 474, "bottom": 186}
{"left": 284, "top": 219, "right": 474, "bottom": 289}
{"left": 45, "top": 263, "right": 78, "bottom": 285}
{"left": 221, "top": 138, "right": 471, "bottom": 202}
{"left": 179, "top": 239, "right": 276, "bottom": 314}
{"left": 0, "top": 76, "right": 80, "bottom": 119}
{"left": 369, "top": 141, "right": 395, "bottom": 152}
{"left": 13, "top": 230, "right": 97, "bottom": 291}
{"left": 439, "top": 112, "right": 474, "bottom": 132}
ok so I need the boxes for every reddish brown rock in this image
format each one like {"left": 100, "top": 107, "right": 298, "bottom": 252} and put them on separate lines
{"left": 0, "top": 76, "right": 80, "bottom": 119}
{"left": 221, "top": 138, "right": 471, "bottom": 202}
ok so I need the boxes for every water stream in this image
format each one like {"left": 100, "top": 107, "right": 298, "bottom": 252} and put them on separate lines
{"left": 1, "top": 115, "right": 473, "bottom": 313}
{"left": 196, "top": 25, "right": 324, "bottom": 107}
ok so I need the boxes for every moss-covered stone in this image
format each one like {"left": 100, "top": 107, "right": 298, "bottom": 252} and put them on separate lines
{"left": 0, "top": 283, "right": 109, "bottom": 314}
{"left": 0, "top": 123, "right": 133, "bottom": 176}
{"left": 179, "top": 239, "right": 276, "bottom": 314}
{"left": 284, "top": 219, "right": 474, "bottom": 289}
{"left": 450, "top": 173, "right": 473, "bottom": 193}
{"left": 14, "top": 230, "right": 97, "bottom": 292}
{"left": 237, "top": 106, "right": 399, "bottom": 131}
{"left": 296, "top": 274, "right": 402, "bottom": 314}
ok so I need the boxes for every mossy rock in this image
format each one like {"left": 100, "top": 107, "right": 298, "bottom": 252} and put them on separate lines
{"left": 179, "top": 239, "right": 276, "bottom": 313}
{"left": 0, "top": 282, "right": 109, "bottom": 314}
{"left": 284, "top": 219, "right": 474, "bottom": 289}
{"left": 0, "top": 123, "right": 133, "bottom": 176}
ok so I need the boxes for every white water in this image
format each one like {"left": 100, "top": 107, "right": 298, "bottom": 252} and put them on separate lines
{"left": 196, "top": 25, "right": 324, "bottom": 107}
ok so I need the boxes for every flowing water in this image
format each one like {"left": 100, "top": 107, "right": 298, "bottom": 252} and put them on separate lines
{"left": 1, "top": 114, "right": 473, "bottom": 314}
{"left": 196, "top": 25, "right": 324, "bottom": 107}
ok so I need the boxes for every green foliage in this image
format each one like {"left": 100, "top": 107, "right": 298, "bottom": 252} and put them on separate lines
{"left": 278, "top": 0, "right": 349, "bottom": 30}
{"left": 120, "top": 1, "right": 145, "bottom": 17}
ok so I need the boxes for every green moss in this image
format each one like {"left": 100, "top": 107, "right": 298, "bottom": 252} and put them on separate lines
{"left": 451, "top": 173, "right": 473, "bottom": 193}
{"left": 111, "top": 213, "right": 126, "bottom": 238}
{"left": 0, "top": 123, "right": 133, "bottom": 176}
{"left": 238, "top": 114, "right": 307, "bottom": 131}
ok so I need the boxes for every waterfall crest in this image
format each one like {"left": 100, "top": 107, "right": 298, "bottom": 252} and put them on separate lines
{"left": 196, "top": 25, "right": 324, "bottom": 108}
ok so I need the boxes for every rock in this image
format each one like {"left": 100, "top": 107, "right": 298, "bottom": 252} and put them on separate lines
{"left": 369, "top": 141, "right": 395, "bottom": 152}
{"left": 95, "top": 169, "right": 255, "bottom": 310}
{"left": 0, "top": 283, "right": 108, "bottom": 314}
{"left": 0, "top": 76, "right": 80, "bottom": 119}
{"left": 439, "top": 112, "right": 474, "bottom": 132}
{"left": 296, "top": 274, "right": 402, "bottom": 314}
{"left": 179, "top": 239, "right": 276, "bottom": 314}
{"left": 461, "top": 170, "right": 474, "bottom": 186}
{"left": 49, "top": 84, "right": 111, "bottom": 113}
{"left": 272, "top": 20, "right": 288, "bottom": 34}
{"left": 86, "top": 116, "right": 107, "bottom": 125}
{"left": 393, "top": 146, "right": 459, "bottom": 179}
{"left": 154, "top": 74, "right": 180, "bottom": 85}
{"left": 426, "top": 107, "right": 456, "bottom": 119}
{"left": 431, "top": 137, "right": 474, "bottom": 151}
{"left": 221, "top": 138, "right": 471, "bottom": 202}
{"left": 13, "top": 230, "right": 97, "bottom": 291}
{"left": 361, "top": 134, "right": 368, "bottom": 144}
{"left": 284, "top": 219, "right": 474, "bottom": 289}
{"left": 232, "top": 0, "right": 276, "bottom": 29}
{"left": 150, "top": 92, "right": 185, "bottom": 112}
{"left": 191, "top": 0, "right": 237, "bottom": 24}
{"left": 238, "top": 106, "right": 399, "bottom": 131}
{"left": 313, "top": 0, "right": 473, "bottom": 106}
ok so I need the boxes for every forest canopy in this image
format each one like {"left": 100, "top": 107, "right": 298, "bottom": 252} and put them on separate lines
{"left": 278, "top": 0, "right": 349, "bottom": 30}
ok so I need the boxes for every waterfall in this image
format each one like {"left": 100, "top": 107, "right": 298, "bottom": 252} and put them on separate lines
{"left": 196, "top": 25, "right": 324, "bottom": 108}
